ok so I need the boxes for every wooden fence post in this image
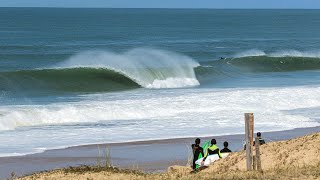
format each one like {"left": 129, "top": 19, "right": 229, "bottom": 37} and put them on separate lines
{"left": 253, "top": 155, "right": 256, "bottom": 170}
{"left": 255, "top": 137, "right": 262, "bottom": 172}
{"left": 245, "top": 113, "right": 254, "bottom": 171}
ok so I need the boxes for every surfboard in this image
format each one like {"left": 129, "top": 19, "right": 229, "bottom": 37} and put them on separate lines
{"left": 195, "top": 153, "right": 229, "bottom": 167}
{"left": 195, "top": 150, "right": 203, "bottom": 169}
{"left": 195, "top": 140, "right": 210, "bottom": 169}
{"left": 202, "top": 140, "right": 210, "bottom": 155}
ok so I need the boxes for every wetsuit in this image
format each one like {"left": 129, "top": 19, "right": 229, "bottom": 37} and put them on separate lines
{"left": 203, "top": 144, "right": 221, "bottom": 161}
{"left": 244, "top": 138, "right": 266, "bottom": 150}
{"left": 191, "top": 144, "right": 204, "bottom": 169}
{"left": 253, "top": 138, "right": 266, "bottom": 146}
{"left": 220, "top": 147, "right": 232, "bottom": 153}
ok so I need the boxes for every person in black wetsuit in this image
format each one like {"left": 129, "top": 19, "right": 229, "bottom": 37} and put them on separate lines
{"left": 201, "top": 139, "right": 221, "bottom": 165}
{"left": 244, "top": 132, "right": 266, "bottom": 150}
{"left": 191, "top": 138, "right": 204, "bottom": 170}
{"left": 220, "top": 141, "right": 232, "bottom": 153}
{"left": 254, "top": 132, "right": 266, "bottom": 146}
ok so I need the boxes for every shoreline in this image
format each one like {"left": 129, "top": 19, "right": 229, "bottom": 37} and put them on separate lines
{"left": 1, "top": 126, "right": 319, "bottom": 178}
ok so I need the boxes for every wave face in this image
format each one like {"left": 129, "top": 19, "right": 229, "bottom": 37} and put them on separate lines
{"left": 0, "top": 68, "right": 141, "bottom": 93}
{"left": 0, "top": 49, "right": 200, "bottom": 94}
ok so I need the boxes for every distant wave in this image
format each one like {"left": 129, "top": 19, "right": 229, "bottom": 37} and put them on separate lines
{"left": 199, "top": 56, "right": 320, "bottom": 75}
{"left": 234, "top": 49, "right": 320, "bottom": 58}
{"left": 198, "top": 49, "right": 320, "bottom": 73}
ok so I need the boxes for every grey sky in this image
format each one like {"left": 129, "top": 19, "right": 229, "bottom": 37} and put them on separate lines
{"left": 0, "top": 0, "right": 320, "bottom": 9}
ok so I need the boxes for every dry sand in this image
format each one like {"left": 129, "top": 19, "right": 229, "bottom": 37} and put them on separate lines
{"left": 18, "top": 132, "right": 320, "bottom": 180}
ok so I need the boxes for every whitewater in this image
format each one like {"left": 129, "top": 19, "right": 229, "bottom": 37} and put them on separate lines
{"left": 1, "top": 86, "right": 320, "bottom": 156}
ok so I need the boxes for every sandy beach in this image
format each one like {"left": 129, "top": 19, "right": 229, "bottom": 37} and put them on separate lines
{"left": 1, "top": 126, "right": 319, "bottom": 179}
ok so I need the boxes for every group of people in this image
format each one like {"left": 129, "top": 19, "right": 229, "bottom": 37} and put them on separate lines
{"left": 191, "top": 138, "right": 231, "bottom": 169}
{"left": 191, "top": 132, "right": 265, "bottom": 170}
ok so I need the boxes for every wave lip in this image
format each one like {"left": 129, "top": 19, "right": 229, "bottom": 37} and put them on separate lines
{"left": 55, "top": 48, "right": 200, "bottom": 89}
{"left": 234, "top": 49, "right": 266, "bottom": 58}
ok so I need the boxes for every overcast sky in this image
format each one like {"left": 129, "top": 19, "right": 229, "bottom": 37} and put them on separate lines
{"left": 1, "top": 0, "right": 320, "bottom": 9}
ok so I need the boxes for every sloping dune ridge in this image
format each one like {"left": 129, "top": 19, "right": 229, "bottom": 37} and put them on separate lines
{"left": 205, "top": 132, "right": 320, "bottom": 171}
{"left": 19, "top": 133, "right": 320, "bottom": 180}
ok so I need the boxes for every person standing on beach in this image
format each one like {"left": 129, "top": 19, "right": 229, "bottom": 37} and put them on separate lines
{"left": 244, "top": 132, "right": 266, "bottom": 150}
{"left": 201, "top": 139, "right": 222, "bottom": 165}
{"left": 220, "top": 141, "right": 232, "bottom": 153}
{"left": 192, "top": 138, "right": 204, "bottom": 169}
{"left": 254, "top": 132, "right": 266, "bottom": 146}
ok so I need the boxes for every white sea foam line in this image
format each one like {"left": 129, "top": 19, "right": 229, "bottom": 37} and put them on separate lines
{"left": 0, "top": 86, "right": 319, "bottom": 131}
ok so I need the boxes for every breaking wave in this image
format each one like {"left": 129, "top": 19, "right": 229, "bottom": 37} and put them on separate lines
{"left": 0, "top": 49, "right": 200, "bottom": 94}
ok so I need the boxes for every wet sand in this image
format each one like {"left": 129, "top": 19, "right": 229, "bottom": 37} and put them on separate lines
{"left": 0, "top": 126, "right": 319, "bottom": 178}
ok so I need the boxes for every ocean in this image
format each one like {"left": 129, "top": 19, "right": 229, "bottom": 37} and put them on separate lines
{"left": 0, "top": 8, "right": 319, "bottom": 156}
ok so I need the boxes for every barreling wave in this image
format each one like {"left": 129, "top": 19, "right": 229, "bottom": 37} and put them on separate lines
{"left": 0, "top": 48, "right": 200, "bottom": 94}
{"left": 56, "top": 49, "right": 200, "bottom": 89}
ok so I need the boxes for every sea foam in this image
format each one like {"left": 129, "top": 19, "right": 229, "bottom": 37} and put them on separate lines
{"left": 0, "top": 86, "right": 319, "bottom": 131}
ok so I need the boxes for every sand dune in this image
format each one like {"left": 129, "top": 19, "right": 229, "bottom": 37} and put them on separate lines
{"left": 205, "top": 132, "right": 320, "bottom": 172}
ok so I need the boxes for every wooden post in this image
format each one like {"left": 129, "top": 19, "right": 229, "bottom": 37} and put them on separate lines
{"left": 253, "top": 155, "right": 256, "bottom": 170}
{"left": 245, "top": 113, "right": 254, "bottom": 171}
{"left": 255, "top": 137, "right": 262, "bottom": 172}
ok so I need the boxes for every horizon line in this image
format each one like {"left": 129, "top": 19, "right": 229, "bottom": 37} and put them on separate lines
{"left": 1, "top": 7, "right": 320, "bottom": 10}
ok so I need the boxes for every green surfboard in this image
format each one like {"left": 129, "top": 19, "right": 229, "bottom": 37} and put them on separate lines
{"left": 195, "top": 140, "right": 210, "bottom": 169}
